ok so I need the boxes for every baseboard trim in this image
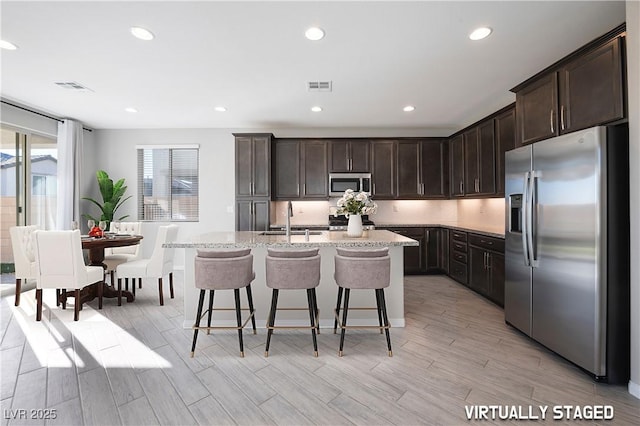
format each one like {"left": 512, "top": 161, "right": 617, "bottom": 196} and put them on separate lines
{"left": 629, "top": 380, "right": 640, "bottom": 399}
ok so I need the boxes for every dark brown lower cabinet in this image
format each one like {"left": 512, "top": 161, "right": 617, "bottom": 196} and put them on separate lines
{"left": 383, "top": 227, "right": 443, "bottom": 274}
{"left": 388, "top": 228, "right": 425, "bottom": 274}
{"left": 467, "top": 234, "right": 505, "bottom": 307}
{"left": 439, "top": 228, "right": 449, "bottom": 274}
{"left": 424, "top": 228, "right": 440, "bottom": 272}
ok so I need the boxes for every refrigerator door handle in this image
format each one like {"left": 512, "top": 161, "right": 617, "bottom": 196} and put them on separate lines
{"left": 527, "top": 171, "right": 539, "bottom": 267}
{"left": 522, "top": 171, "right": 531, "bottom": 266}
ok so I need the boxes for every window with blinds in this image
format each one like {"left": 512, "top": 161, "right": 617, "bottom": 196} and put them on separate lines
{"left": 137, "top": 147, "right": 199, "bottom": 221}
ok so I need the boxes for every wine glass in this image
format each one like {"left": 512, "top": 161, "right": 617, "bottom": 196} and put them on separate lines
{"left": 98, "top": 220, "right": 107, "bottom": 237}
{"left": 87, "top": 219, "right": 95, "bottom": 233}
{"left": 112, "top": 220, "right": 120, "bottom": 235}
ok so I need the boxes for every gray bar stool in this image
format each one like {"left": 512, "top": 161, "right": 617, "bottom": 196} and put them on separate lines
{"left": 191, "top": 248, "right": 256, "bottom": 357}
{"left": 265, "top": 248, "right": 321, "bottom": 357}
{"left": 334, "top": 247, "right": 392, "bottom": 357}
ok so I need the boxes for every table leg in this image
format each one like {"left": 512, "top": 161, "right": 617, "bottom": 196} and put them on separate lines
{"left": 82, "top": 246, "right": 135, "bottom": 304}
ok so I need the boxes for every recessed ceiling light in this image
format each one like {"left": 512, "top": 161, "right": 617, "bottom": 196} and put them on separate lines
{"left": 0, "top": 40, "right": 18, "bottom": 50}
{"left": 305, "top": 27, "right": 325, "bottom": 41}
{"left": 130, "top": 27, "right": 154, "bottom": 41}
{"left": 214, "top": 106, "right": 227, "bottom": 112}
{"left": 469, "top": 27, "right": 492, "bottom": 41}
{"left": 125, "top": 107, "right": 138, "bottom": 113}
{"left": 403, "top": 106, "right": 416, "bottom": 112}
{"left": 311, "top": 106, "right": 323, "bottom": 112}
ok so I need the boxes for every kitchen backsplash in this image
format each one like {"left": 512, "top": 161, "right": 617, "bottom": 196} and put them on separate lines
{"left": 455, "top": 198, "right": 505, "bottom": 229}
{"left": 271, "top": 198, "right": 505, "bottom": 227}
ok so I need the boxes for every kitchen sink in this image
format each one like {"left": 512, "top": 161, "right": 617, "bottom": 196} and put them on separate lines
{"left": 260, "top": 230, "right": 324, "bottom": 236}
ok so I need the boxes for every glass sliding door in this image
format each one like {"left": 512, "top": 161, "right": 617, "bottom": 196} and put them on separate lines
{"left": 0, "top": 126, "right": 57, "bottom": 284}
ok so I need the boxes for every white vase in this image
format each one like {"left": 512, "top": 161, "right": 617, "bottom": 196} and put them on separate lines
{"left": 347, "top": 214, "right": 363, "bottom": 237}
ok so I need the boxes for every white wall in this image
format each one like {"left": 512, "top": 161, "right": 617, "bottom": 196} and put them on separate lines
{"left": 91, "top": 129, "right": 237, "bottom": 262}
{"left": 625, "top": 0, "right": 640, "bottom": 399}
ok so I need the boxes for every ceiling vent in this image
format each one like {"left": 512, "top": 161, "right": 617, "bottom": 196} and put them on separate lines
{"left": 307, "top": 81, "right": 332, "bottom": 92}
{"left": 54, "top": 81, "right": 92, "bottom": 91}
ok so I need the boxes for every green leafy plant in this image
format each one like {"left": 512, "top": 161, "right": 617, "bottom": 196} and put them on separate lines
{"left": 82, "top": 170, "right": 132, "bottom": 226}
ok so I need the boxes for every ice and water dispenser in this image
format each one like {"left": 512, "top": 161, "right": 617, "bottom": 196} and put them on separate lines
{"left": 509, "top": 194, "right": 523, "bottom": 233}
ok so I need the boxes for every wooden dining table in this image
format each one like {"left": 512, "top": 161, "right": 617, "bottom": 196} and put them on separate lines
{"left": 72, "top": 235, "right": 143, "bottom": 305}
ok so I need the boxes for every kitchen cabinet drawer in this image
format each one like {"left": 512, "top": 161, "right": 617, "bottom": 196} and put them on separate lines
{"left": 451, "top": 230, "right": 467, "bottom": 242}
{"left": 468, "top": 234, "right": 504, "bottom": 253}
{"left": 449, "top": 259, "right": 468, "bottom": 285}
{"left": 451, "top": 250, "right": 467, "bottom": 264}
{"left": 451, "top": 241, "right": 467, "bottom": 253}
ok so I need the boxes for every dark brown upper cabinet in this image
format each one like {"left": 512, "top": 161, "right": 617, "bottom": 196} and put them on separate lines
{"left": 421, "top": 140, "right": 449, "bottom": 198}
{"left": 495, "top": 106, "right": 516, "bottom": 196}
{"left": 300, "top": 141, "right": 329, "bottom": 198}
{"left": 397, "top": 140, "right": 449, "bottom": 199}
{"left": 452, "top": 118, "right": 497, "bottom": 198}
{"left": 273, "top": 140, "right": 300, "bottom": 199}
{"left": 370, "top": 140, "right": 396, "bottom": 199}
{"left": 558, "top": 37, "right": 624, "bottom": 133}
{"left": 463, "top": 128, "right": 479, "bottom": 196}
{"left": 449, "top": 135, "right": 465, "bottom": 197}
{"left": 329, "top": 140, "right": 370, "bottom": 172}
{"left": 396, "top": 141, "right": 421, "bottom": 198}
{"left": 514, "top": 26, "right": 626, "bottom": 145}
{"left": 515, "top": 73, "right": 558, "bottom": 145}
{"left": 273, "top": 139, "right": 328, "bottom": 200}
{"left": 477, "top": 120, "right": 496, "bottom": 195}
{"left": 234, "top": 134, "right": 272, "bottom": 198}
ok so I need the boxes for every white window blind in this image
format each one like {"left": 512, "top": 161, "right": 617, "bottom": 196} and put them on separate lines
{"left": 137, "top": 147, "right": 199, "bottom": 221}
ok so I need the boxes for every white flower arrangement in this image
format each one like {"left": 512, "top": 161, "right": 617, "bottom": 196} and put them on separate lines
{"left": 335, "top": 189, "right": 378, "bottom": 217}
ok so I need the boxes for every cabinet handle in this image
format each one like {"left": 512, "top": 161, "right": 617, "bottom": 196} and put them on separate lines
{"left": 475, "top": 178, "right": 479, "bottom": 193}
{"left": 349, "top": 158, "right": 353, "bottom": 170}
{"left": 484, "top": 252, "right": 488, "bottom": 269}
{"left": 550, "top": 109, "right": 554, "bottom": 133}
{"left": 560, "top": 105, "right": 565, "bottom": 131}
{"left": 487, "top": 253, "right": 491, "bottom": 269}
{"left": 421, "top": 183, "right": 425, "bottom": 195}
{"left": 426, "top": 230, "right": 430, "bottom": 243}
{"left": 297, "top": 184, "right": 300, "bottom": 196}
{"left": 303, "top": 183, "right": 306, "bottom": 195}
{"left": 373, "top": 183, "right": 376, "bottom": 194}
{"left": 459, "top": 181, "right": 463, "bottom": 194}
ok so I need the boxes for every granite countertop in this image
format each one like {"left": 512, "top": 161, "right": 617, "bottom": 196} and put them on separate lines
{"left": 373, "top": 222, "right": 505, "bottom": 239}
{"left": 271, "top": 222, "right": 505, "bottom": 239}
{"left": 165, "top": 230, "right": 419, "bottom": 249}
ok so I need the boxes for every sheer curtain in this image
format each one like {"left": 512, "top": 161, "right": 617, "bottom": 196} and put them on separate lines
{"left": 56, "top": 119, "right": 83, "bottom": 230}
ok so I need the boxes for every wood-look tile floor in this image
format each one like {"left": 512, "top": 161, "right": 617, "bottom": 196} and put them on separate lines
{"left": 1, "top": 275, "right": 638, "bottom": 425}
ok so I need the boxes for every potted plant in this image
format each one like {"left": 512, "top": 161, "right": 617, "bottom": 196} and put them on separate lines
{"left": 83, "top": 170, "right": 132, "bottom": 228}
{"left": 335, "top": 189, "right": 377, "bottom": 237}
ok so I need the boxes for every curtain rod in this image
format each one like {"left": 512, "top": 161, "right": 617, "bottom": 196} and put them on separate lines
{"left": 1, "top": 100, "right": 93, "bottom": 132}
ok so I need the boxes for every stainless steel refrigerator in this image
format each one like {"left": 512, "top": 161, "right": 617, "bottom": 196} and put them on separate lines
{"left": 504, "top": 124, "right": 629, "bottom": 383}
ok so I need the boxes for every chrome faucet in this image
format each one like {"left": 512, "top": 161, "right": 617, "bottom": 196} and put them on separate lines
{"left": 286, "top": 201, "right": 293, "bottom": 237}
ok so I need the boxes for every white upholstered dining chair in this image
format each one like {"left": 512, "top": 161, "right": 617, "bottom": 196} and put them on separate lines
{"left": 32, "top": 230, "right": 104, "bottom": 321}
{"left": 104, "top": 221, "right": 142, "bottom": 288}
{"left": 116, "top": 225, "right": 179, "bottom": 306}
{"left": 9, "top": 225, "right": 38, "bottom": 306}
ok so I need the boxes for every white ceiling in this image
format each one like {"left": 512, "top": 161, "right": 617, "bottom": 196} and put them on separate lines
{"left": 0, "top": 1, "right": 626, "bottom": 134}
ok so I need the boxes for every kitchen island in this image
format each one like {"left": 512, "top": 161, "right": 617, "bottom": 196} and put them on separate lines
{"left": 166, "top": 230, "right": 418, "bottom": 328}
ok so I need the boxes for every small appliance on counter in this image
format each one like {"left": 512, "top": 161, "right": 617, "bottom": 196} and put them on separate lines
{"left": 328, "top": 214, "right": 375, "bottom": 231}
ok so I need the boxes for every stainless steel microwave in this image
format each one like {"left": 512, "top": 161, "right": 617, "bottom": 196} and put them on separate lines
{"left": 329, "top": 173, "right": 372, "bottom": 196}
